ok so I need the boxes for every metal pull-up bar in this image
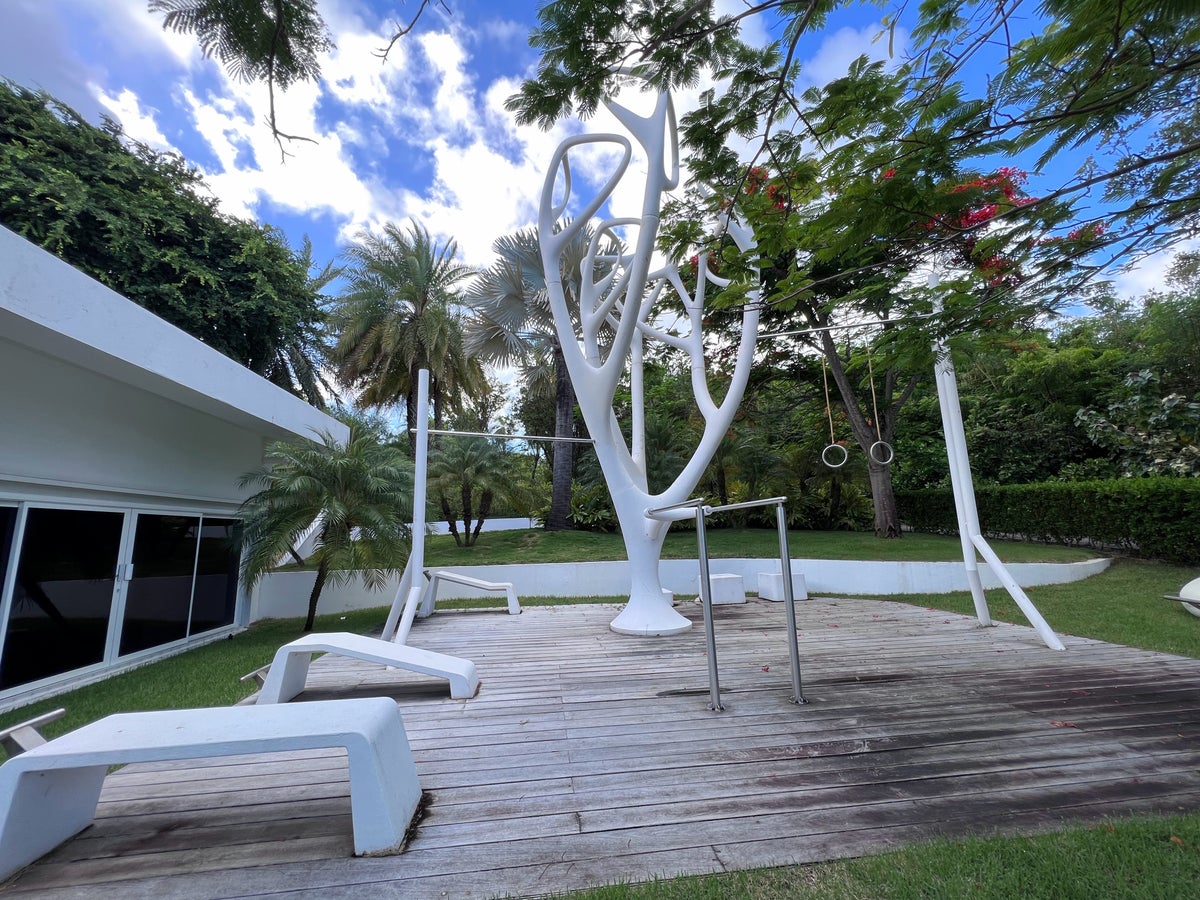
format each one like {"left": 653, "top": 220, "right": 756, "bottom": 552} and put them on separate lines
{"left": 646, "top": 496, "right": 807, "bottom": 712}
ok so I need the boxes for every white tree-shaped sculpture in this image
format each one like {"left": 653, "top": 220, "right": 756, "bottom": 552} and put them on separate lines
{"left": 538, "top": 91, "right": 761, "bottom": 636}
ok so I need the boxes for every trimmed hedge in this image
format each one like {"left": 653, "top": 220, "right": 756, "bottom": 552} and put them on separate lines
{"left": 896, "top": 478, "right": 1200, "bottom": 565}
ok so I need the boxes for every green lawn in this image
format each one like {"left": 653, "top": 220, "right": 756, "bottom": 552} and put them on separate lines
{"left": 424, "top": 527, "right": 1094, "bottom": 566}
{"left": 555, "top": 813, "right": 1200, "bottom": 899}
{"left": 890, "top": 557, "right": 1200, "bottom": 659}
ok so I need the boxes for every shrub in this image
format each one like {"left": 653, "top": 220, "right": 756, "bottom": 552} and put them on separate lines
{"left": 896, "top": 477, "right": 1200, "bottom": 564}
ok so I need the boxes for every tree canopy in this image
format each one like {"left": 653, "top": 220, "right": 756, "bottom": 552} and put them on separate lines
{"left": 511, "top": 1, "right": 1200, "bottom": 276}
{"left": 0, "top": 81, "right": 326, "bottom": 382}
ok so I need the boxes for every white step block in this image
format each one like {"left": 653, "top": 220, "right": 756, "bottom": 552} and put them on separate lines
{"left": 757, "top": 570, "right": 809, "bottom": 602}
{"left": 706, "top": 573, "right": 746, "bottom": 605}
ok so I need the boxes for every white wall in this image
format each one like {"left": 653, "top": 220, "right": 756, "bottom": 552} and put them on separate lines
{"left": 251, "top": 556, "right": 1111, "bottom": 620}
{"left": 0, "top": 338, "right": 264, "bottom": 504}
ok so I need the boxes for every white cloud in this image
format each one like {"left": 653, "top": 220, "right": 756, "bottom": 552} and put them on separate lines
{"left": 76, "top": 0, "right": 203, "bottom": 72}
{"left": 801, "top": 22, "right": 909, "bottom": 88}
{"left": 96, "top": 88, "right": 175, "bottom": 152}
{"left": 1113, "top": 241, "right": 1200, "bottom": 300}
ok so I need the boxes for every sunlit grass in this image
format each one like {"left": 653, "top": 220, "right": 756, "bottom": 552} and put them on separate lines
{"left": 890, "top": 557, "right": 1200, "bottom": 658}
{"left": 424, "top": 528, "right": 1094, "bottom": 567}
{"left": 554, "top": 813, "right": 1200, "bottom": 899}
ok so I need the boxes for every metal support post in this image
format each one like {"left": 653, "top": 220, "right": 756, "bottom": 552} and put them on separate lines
{"left": 694, "top": 504, "right": 723, "bottom": 711}
{"left": 775, "top": 501, "right": 807, "bottom": 704}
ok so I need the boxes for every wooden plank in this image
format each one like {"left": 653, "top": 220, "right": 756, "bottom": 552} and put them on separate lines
{"left": 5, "top": 598, "right": 1200, "bottom": 899}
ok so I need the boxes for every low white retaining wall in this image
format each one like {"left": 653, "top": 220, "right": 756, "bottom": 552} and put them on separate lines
{"left": 250, "top": 556, "right": 1110, "bottom": 622}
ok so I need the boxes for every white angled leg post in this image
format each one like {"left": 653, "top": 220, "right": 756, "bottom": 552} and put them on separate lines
{"left": 930, "top": 287, "right": 1063, "bottom": 651}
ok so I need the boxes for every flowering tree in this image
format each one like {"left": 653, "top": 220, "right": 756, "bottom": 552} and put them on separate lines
{"left": 660, "top": 61, "right": 1100, "bottom": 536}
{"left": 538, "top": 91, "right": 760, "bottom": 635}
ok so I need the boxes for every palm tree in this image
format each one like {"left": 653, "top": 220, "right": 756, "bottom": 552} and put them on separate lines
{"left": 331, "top": 220, "right": 483, "bottom": 448}
{"left": 263, "top": 236, "right": 343, "bottom": 409}
{"left": 237, "top": 410, "right": 412, "bottom": 632}
{"left": 465, "top": 224, "right": 619, "bottom": 530}
{"left": 427, "top": 436, "right": 511, "bottom": 547}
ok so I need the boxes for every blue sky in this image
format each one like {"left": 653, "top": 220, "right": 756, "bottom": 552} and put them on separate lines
{"left": 0, "top": 0, "right": 1177, "bottom": 296}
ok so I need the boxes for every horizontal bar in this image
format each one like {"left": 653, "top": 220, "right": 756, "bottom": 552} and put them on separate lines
{"left": 703, "top": 496, "right": 787, "bottom": 515}
{"left": 411, "top": 428, "right": 595, "bottom": 444}
{"left": 759, "top": 312, "right": 937, "bottom": 340}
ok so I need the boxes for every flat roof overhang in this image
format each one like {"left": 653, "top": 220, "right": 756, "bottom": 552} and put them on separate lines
{"left": 0, "top": 225, "right": 348, "bottom": 445}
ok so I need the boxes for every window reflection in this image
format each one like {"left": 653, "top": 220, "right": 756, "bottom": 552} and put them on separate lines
{"left": 190, "top": 517, "right": 240, "bottom": 634}
{"left": 0, "top": 507, "right": 15, "bottom": 603}
{"left": 119, "top": 515, "right": 199, "bottom": 655}
{"left": 1, "top": 508, "right": 123, "bottom": 689}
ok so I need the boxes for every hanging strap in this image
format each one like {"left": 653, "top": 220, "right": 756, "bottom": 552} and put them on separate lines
{"left": 866, "top": 346, "right": 883, "bottom": 443}
{"left": 821, "top": 357, "right": 837, "bottom": 445}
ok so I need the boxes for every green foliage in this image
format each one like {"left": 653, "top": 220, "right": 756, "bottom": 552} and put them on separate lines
{"left": 464, "top": 223, "right": 618, "bottom": 530}
{"left": 331, "top": 220, "right": 483, "bottom": 436}
{"left": 237, "top": 409, "right": 412, "bottom": 629}
{"left": 508, "top": 0, "right": 764, "bottom": 128}
{"left": 150, "top": 0, "right": 333, "bottom": 144}
{"left": 569, "top": 482, "right": 618, "bottom": 533}
{"left": 151, "top": 0, "right": 331, "bottom": 89}
{"left": 897, "top": 478, "right": 1200, "bottom": 564}
{"left": 0, "top": 80, "right": 324, "bottom": 378}
{"left": 1077, "top": 371, "right": 1200, "bottom": 477}
{"left": 428, "top": 435, "right": 512, "bottom": 546}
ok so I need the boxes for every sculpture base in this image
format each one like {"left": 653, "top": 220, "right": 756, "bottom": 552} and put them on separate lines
{"left": 609, "top": 603, "right": 692, "bottom": 636}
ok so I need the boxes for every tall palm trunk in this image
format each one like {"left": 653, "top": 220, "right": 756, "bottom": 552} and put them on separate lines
{"left": 405, "top": 362, "right": 421, "bottom": 454}
{"left": 546, "top": 345, "right": 576, "bottom": 530}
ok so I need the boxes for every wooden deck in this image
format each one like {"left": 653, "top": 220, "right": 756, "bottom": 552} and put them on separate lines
{"left": 6, "top": 597, "right": 1200, "bottom": 898}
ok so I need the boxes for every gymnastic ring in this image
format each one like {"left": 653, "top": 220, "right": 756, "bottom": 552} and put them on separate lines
{"left": 869, "top": 441, "right": 894, "bottom": 465}
{"left": 821, "top": 444, "right": 849, "bottom": 469}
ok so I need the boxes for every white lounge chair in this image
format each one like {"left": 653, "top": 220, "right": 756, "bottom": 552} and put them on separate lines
{"left": 256, "top": 631, "right": 480, "bottom": 703}
{"left": 420, "top": 570, "right": 521, "bottom": 617}
{"left": 0, "top": 697, "right": 420, "bottom": 879}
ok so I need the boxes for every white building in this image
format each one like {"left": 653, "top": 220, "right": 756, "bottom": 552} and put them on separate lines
{"left": 0, "top": 225, "right": 346, "bottom": 709}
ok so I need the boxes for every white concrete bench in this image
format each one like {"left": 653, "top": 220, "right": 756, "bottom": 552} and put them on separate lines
{"left": 256, "top": 632, "right": 480, "bottom": 703}
{"left": 420, "top": 570, "right": 521, "bottom": 617}
{"left": 757, "top": 570, "right": 809, "bottom": 602}
{"left": 706, "top": 573, "right": 746, "bottom": 605}
{"left": 0, "top": 697, "right": 420, "bottom": 879}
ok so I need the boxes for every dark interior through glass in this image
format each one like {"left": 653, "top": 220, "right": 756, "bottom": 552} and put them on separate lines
{"left": 119, "top": 514, "right": 200, "bottom": 655}
{"left": 1, "top": 507, "right": 124, "bottom": 689}
{"left": 189, "top": 517, "right": 240, "bottom": 635}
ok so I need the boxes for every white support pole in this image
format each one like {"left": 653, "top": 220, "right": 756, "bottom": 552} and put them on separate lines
{"left": 386, "top": 369, "right": 431, "bottom": 645}
{"left": 931, "top": 334, "right": 993, "bottom": 626}
{"left": 929, "top": 285, "right": 1063, "bottom": 650}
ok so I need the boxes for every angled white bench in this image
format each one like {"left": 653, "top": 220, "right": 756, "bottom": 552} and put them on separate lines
{"left": 256, "top": 632, "right": 480, "bottom": 703}
{"left": 0, "top": 697, "right": 420, "bottom": 880}
{"left": 420, "top": 570, "right": 521, "bottom": 617}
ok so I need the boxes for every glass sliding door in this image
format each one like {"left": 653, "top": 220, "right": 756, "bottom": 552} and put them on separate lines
{"left": 0, "top": 507, "right": 124, "bottom": 690}
{"left": 189, "top": 517, "right": 240, "bottom": 635}
{"left": 0, "top": 506, "right": 16, "bottom": 606}
{"left": 119, "top": 514, "right": 200, "bottom": 655}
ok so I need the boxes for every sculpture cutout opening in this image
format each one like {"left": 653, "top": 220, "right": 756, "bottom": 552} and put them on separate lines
{"left": 537, "top": 89, "right": 761, "bottom": 636}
